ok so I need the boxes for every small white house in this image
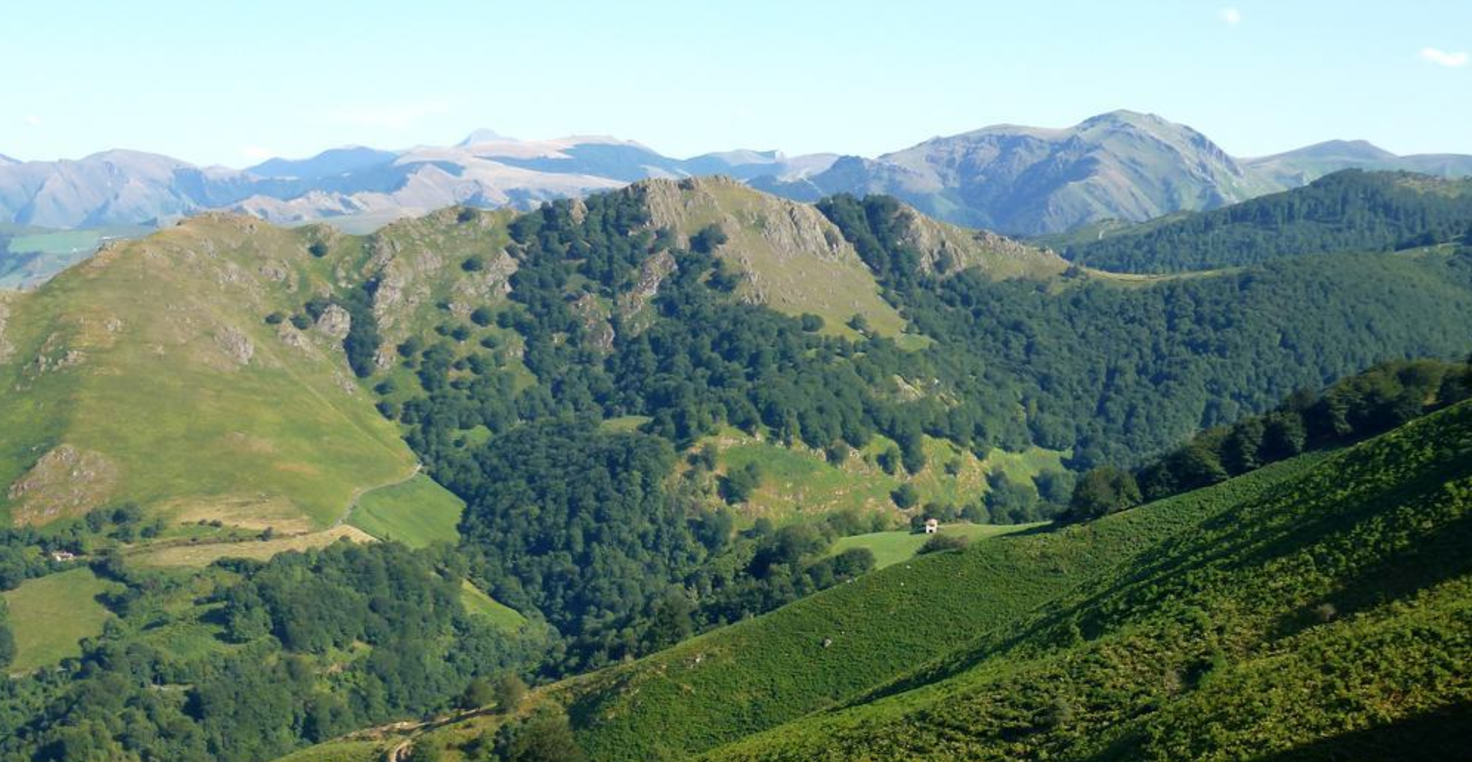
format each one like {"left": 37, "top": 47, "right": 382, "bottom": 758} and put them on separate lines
{"left": 924, "top": 518, "right": 940, "bottom": 535}
{"left": 50, "top": 550, "right": 76, "bottom": 562}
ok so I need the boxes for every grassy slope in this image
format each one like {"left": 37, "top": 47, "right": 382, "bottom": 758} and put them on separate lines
{"left": 544, "top": 455, "right": 1321, "bottom": 762}
{"left": 641, "top": 177, "right": 908, "bottom": 339}
{"left": 347, "top": 474, "right": 465, "bottom": 548}
{"left": 4, "top": 568, "right": 122, "bottom": 671}
{"left": 830, "top": 522, "right": 1044, "bottom": 569}
{"left": 699, "top": 401, "right": 1472, "bottom": 761}
{"left": 711, "top": 427, "right": 1064, "bottom": 523}
{"left": 0, "top": 215, "right": 414, "bottom": 533}
{"left": 461, "top": 579, "right": 528, "bottom": 632}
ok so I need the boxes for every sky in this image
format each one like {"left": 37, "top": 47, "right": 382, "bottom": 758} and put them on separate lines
{"left": 4, "top": 0, "right": 1470, "bottom": 167}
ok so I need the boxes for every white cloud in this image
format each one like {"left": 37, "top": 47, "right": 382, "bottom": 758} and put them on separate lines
{"left": 326, "top": 100, "right": 452, "bottom": 130}
{"left": 23, "top": 115, "right": 41, "bottom": 127}
{"left": 1420, "top": 47, "right": 1469, "bottom": 68}
{"left": 1218, "top": 7, "right": 1242, "bottom": 26}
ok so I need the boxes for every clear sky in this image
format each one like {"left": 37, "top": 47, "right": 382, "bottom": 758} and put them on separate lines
{"left": 4, "top": 0, "right": 1470, "bottom": 167}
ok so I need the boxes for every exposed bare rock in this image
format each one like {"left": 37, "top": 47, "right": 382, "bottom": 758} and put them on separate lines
{"left": 215, "top": 326, "right": 255, "bottom": 367}
{"left": 7, "top": 445, "right": 119, "bottom": 526}
{"left": 104, "top": 317, "right": 124, "bottom": 334}
{"left": 572, "top": 293, "right": 615, "bottom": 352}
{"left": 315, "top": 304, "right": 352, "bottom": 340}
{"left": 276, "top": 324, "right": 314, "bottom": 354}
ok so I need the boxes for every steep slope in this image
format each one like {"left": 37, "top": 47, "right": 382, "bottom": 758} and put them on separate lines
{"left": 547, "top": 456, "right": 1322, "bottom": 762}
{"left": 755, "top": 111, "right": 1280, "bottom": 235}
{"left": 0, "top": 214, "right": 414, "bottom": 530}
{"left": 640, "top": 177, "right": 910, "bottom": 337}
{"left": 699, "top": 400, "right": 1472, "bottom": 761}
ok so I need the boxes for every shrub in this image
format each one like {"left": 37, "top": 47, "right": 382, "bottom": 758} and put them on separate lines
{"left": 918, "top": 533, "right": 969, "bottom": 555}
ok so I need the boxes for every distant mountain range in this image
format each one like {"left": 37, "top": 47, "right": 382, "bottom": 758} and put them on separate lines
{"left": 2, "top": 111, "right": 1470, "bottom": 234}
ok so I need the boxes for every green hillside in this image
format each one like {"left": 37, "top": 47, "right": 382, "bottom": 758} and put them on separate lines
{"left": 1064, "top": 170, "right": 1472, "bottom": 273}
{"left": 0, "top": 215, "right": 415, "bottom": 534}
{"left": 697, "top": 399, "right": 1472, "bottom": 761}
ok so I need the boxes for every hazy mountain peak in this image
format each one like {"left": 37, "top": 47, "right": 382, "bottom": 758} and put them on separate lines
{"left": 457, "top": 128, "right": 511, "bottom": 146}
{"left": 0, "top": 153, "right": 16, "bottom": 166}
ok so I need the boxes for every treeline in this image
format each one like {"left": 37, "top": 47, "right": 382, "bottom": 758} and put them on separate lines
{"left": 1063, "top": 357, "right": 1472, "bottom": 521}
{"left": 0, "top": 542, "right": 544, "bottom": 762}
{"left": 1064, "top": 170, "right": 1472, "bottom": 273}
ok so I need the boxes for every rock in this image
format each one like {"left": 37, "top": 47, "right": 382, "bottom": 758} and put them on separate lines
{"left": 314, "top": 304, "right": 352, "bottom": 340}
{"left": 216, "top": 326, "right": 255, "bottom": 367}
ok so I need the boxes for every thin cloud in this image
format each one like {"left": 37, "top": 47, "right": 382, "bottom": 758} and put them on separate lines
{"left": 23, "top": 115, "right": 41, "bottom": 127}
{"left": 1420, "top": 47, "right": 1469, "bottom": 68}
{"left": 326, "top": 100, "right": 452, "bottom": 130}
{"left": 1218, "top": 7, "right": 1242, "bottom": 26}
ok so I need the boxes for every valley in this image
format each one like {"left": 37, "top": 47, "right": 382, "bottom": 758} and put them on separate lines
{"left": 0, "top": 166, "right": 1466, "bottom": 762}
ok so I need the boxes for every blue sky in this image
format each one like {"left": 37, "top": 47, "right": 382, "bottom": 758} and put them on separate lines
{"left": 4, "top": 0, "right": 1470, "bottom": 166}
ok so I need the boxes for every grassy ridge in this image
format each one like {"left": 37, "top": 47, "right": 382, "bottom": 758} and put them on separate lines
{"left": 549, "top": 455, "right": 1322, "bottom": 762}
{"left": 698, "top": 401, "right": 1472, "bottom": 761}
{"left": 0, "top": 215, "right": 414, "bottom": 531}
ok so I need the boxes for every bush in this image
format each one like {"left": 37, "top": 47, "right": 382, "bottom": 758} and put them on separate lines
{"left": 690, "top": 224, "right": 729, "bottom": 254}
{"left": 462, "top": 255, "right": 486, "bottom": 272}
{"left": 263, "top": 312, "right": 285, "bottom": 325}
{"left": 720, "top": 463, "right": 763, "bottom": 505}
{"left": 799, "top": 314, "right": 825, "bottom": 332}
{"left": 891, "top": 483, "right": 920, "bottom": 509}
{"left": 918, "top": 533, "right": 970, "bottom": 555}
{"left": 307, "top": 241, "right": 329, "bottom": 258}
{"left": 471, "top": 307, "right": 495, "bottom": 326}
{"left": 289, "top": 314, "right": 312, "bottom": 330}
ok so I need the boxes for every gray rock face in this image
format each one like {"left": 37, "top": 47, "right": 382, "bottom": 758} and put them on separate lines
{"left": 314, "top": 304, "right": 352, "bottom": 341}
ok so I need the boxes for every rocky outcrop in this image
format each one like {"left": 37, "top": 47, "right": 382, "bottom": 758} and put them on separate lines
{"left": 215, "top": 326, "right": 255, "bottom": 367}
{"left": 314, "top": 304, "right": 352, "bottom": 341}
{"left": 7, "top": 445, "right": 119, "bottom": 526}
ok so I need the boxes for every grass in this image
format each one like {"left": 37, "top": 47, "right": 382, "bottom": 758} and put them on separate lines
{"left": 347, "top": 474, "right": 465, "bottom": 548}
{"left": 539, "top": 454, "right": 1325, "bottom": 762}
{"left": 461, "top": 580, "right": 527, "bottom": 632}
{"left": 829, "top": 522, "right": 1045, "bottom": 569}
{"left": 268, "top": 741, "right": 386, "bottom": 762}
{"left": 709, "top": 429, "right": 1064, "bottom": 523}
{"left": 134, "top": 526, "right": 377, "bottom": 567}
{"left": 4, "top": 568, "right": 121, "bottom": 671}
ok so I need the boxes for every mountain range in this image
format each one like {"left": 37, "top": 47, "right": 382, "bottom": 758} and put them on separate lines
{"left": 4, "top": 110, "right": 1471, "bottom": 236}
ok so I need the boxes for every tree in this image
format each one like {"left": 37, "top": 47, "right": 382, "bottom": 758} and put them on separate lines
{"left": 491, "top": 708, "right": 588, "bottom": 762}
{"left": 1066, "top": 467, "right": 1142, "bottom": 522}
{"left": 308, "top": 241, "right": 329, "bottom": 258}
{"left": 719, "top": 463, "right": 763, "bottom": 504}
{"left": 689, "top": 224, "right": 729, "bottom": 254}
{"left": 471, "top": 307, "right": 496, "bottom": 326}
{"left": 799, "top": 314, "right": 825, "bottom": 332}
{"left": 890, "top": 483, "right": 920, "bottom": 509}
{"left": 491, "top": 673, "right": 528, "bottom": 714}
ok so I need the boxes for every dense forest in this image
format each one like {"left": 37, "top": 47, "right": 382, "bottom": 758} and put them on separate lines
{"left": 0, "top": 541, "right": 545, "bottom": 762}
{"left": 1061, "top": 170, "right": 1472, "bottom": 272}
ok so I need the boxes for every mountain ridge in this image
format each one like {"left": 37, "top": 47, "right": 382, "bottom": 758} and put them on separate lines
{"left": 5, "top": 111, "right": 1471, "bottom": 235}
